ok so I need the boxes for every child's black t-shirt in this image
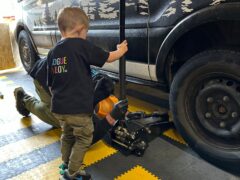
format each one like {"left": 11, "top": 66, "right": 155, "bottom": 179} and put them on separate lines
{"left": 47, "top": 38, "right": 109, "bottom": 114}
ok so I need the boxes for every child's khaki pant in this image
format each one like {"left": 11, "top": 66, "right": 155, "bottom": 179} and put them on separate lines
{"left": 54, "top": 113, "right": 93, "bottom": 173}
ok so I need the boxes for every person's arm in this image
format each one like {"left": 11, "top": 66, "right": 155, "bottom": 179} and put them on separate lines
{"left": 107, "top": 40, "right": 128, "bottom": 63}
{"left": 91, "top": 99, "right": 128, "bottom": 144}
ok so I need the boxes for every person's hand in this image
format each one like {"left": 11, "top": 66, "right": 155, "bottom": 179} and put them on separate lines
{"left": 106, "top": 114, "right": 116, "bottom": 126}
{"left": 117, "top": 40, "right": 128, "bottom": 56}
{"left": 110, "top": 99, "right": 128, "bottom": 121}
{"left": 107, "top": 40, "right": 128, "bottom": 62}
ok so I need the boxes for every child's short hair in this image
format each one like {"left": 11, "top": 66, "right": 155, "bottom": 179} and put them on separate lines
{"left": 57, "top": 7, "right": 89, "bottom": 33}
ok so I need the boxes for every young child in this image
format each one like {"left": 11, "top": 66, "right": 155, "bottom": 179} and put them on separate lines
{"left": 47, "top": 7, "right": 128, "bottom": 180}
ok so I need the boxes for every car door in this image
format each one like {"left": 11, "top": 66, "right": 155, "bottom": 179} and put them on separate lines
{"left": 21, "top": 0, "right": 61, "bottom": 56}
{"left": 147, "top": 0, "right": 176, "bottom": 81}
{"left": 94, "top": 0, "right": 150, "bottom": 80}
{"left": 59, "top": 0, "right": 150, "bottom": 80}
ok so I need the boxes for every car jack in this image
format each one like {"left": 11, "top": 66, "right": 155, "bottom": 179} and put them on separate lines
{"left": 110, "top": 111, "right": 174, "bottom": 156}
{"left": 109, "top": 0, "right": 174, "bottom": 156}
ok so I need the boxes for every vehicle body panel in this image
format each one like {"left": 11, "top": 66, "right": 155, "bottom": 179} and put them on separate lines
{"left": 16, "top": 0, "right": 239, "bottom": 83}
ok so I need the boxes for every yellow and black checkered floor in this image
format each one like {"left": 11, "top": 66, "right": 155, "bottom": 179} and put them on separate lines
{"left": 0, "top": 69, "right": 238, "bottom": 180}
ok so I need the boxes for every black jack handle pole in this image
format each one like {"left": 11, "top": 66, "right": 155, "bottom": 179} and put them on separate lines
{"left": 119, "top": 0, "right": 126, "bottom": 100}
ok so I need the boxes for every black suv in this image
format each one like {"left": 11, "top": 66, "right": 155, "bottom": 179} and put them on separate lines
{"left": 15, "top": 0, "right": 240, "bottom": 171}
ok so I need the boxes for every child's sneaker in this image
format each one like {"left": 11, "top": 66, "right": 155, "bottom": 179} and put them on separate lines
{"left": 59, "top": 163, "right": 68, "bottom": 175}
{"left": 14, "top": 87, "right": 30, "bottom": 116}
{"left": 60, "top": 169, "right": 92, "bottom": 180}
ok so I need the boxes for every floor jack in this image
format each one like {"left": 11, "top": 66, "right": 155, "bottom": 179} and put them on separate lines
{"left": 109, "top": 0, "right": 174, "bottom": 156}
{"left": 110, "top": 111, "right": 174, "bottom": 156}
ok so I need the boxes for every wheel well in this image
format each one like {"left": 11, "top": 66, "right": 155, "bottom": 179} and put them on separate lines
{"left": 168, "top": 20, "right": 240, "bottom": 81}
{"left": 15, "top": 25, "right": 24, "bottom": 40}
{"left": 15, "top": 24, "right": 39, "bottom": 55}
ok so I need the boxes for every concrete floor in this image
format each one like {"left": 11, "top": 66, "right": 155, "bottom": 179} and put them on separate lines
{"left": 0, "top": 69, "right": 239, "bottom": 180}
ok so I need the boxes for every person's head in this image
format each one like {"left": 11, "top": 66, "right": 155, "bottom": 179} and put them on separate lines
{"left": 57, "top": 7, "right": 89, "bottom": 39}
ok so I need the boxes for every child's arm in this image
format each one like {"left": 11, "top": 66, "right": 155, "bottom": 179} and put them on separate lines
{"left": 107, "top": 40, "right": 128, "bottom": 63}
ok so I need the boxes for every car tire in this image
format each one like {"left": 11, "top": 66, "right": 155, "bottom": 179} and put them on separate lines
{"left": 170, "top": 50, "right": 240, "bottom": 171}
{"left": 18, "top": 30, "right": 39, "bottom": 73}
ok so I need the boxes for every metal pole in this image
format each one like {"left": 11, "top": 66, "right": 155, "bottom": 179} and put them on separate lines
{"left": 119, "top": 0, "right": 126, "bottom": 100}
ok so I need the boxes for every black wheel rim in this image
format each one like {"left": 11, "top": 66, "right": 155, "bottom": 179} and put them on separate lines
{"left": 186, "top": 73, "right": 240, "bottom": 148}
{"left": 19, "top": 39, "right": 31, "bottom": 71}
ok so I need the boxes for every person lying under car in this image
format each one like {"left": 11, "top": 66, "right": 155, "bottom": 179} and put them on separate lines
{"left": 13, "top": 57, "right": 128, "bottom": 144}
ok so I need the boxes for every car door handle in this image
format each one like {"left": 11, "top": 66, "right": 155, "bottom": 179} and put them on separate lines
{"left": 17, "top": 0, "right": 23, "bottom": 3}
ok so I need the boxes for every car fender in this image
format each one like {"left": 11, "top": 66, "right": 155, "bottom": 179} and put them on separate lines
{"left": 156, "top": 2, "right": 240, "bottom": 82}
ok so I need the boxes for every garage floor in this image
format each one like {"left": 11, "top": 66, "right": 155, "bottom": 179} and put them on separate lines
{"left": 0, "top": 69, "right": 239, "bottom": 180}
